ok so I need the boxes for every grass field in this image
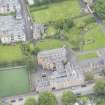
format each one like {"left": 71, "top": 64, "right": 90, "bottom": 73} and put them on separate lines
{"left": 35, "top": 39, "right": 71, "bottom": 51}
{"left": 64, "top": 15, "right": 105, "bottom": 50}
{"left": 78, "top": 52, "right": 98, "bottom": 60}
{"left": 0, "top": 66, "right": 30, "bottom": 97}
{"left": 30, "top": 0, "right": 105, "bottom": 51}
{"left": 0, "top": 45, "right": 23, "bottom": 63}
{"left": 30, "top": 0, "right": 81, "bottom": 23}
{"left": 83, "top": 23, "right": 105, "bottom": 50}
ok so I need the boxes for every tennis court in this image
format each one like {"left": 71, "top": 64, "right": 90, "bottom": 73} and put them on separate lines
{"left": 0, "top": 66, "right": 30, "bottom": 97}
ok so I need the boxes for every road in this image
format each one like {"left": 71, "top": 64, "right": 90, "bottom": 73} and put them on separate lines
{"left": 1, "top": 84, "right": 94, "bottom": 105}
{"left": 92, "top": 12, "right": 105, "bottom": 35}
{"left": 79, "top": 0, "right": 86, "bottom": 9}
{"left": 19, "top": 0, "right": 33, "bottom": 41}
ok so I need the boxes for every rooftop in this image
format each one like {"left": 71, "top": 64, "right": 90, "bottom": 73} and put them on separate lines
{"left": 0, "top": 16, "right": 25, "bottom": 37}
{"left": 38, "top": 47, "right": 66, "bottom": 58}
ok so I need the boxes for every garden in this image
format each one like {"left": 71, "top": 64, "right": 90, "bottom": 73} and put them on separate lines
{"left": 30, "top": 0, "right": 105, "bottom": 52}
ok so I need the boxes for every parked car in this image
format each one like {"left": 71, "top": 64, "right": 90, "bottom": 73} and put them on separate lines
{"left": 11, "top": 99, "right": 16, "bottom": 103}
{"left": 18, "top": 97, "right": 24, "bottom": 101}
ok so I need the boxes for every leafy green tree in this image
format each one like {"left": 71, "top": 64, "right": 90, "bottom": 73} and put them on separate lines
{"left": 24, "top": 56, "right": 37, "bottom": 72}
{"left": 38, "top": 91, "right": 57, "bottom": 105}
{"left": 94, "top": 0, "right": 105, "bottom": 19}
{"left": 63, "top": 18, "right": 74, "bottom": 30}
{"left": 101, "top": 69, "right": 105, "bottom": 77}
{"left": 32, "top": 47, "right": 40, "bottom": 55}
{"left": 24, "top": 97, "right": 36, "bottom": 105}
{"left": 62, "top": 91, "right": 77, "bottom": 105}
{"left": 85, "top": 71, "right": 94, "bottom": 81}
{"left": 94, "top": 80, "right": 105, "bottom": 95}
{"left": 54, "top": 19, "right": 64, "bottom": 30}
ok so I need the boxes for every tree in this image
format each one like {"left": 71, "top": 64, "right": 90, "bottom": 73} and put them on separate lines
{"left": 94, "top": 80, "right": 105, "bottom": 95}
{"left": 24, "top": 97, "right": 36, "bottom": 105}
{"left": 38, "top": 91, "right": 57, "bottom": 105}
{"left": 54, "top": 19, "right": 64, "bottom": 30}
{"left": 24, "top": 56, "right": 37, "bottom": 72}
{"left": 62, "top": 91, "right": 77, "bottom": 105}
{"left": 63, "top": 18, "right": 74, "bottom": 30}
{"left": 101, "top": 69, "right": 105, "bottom": 77}
{"left": 32, "top": 47, "right": 40, "bottom": 55}
{"left": 84, "top": 71, "right": 94, "bottom": 81}
{"left": 94, "top": 0, "right": 105, "bottom": 19}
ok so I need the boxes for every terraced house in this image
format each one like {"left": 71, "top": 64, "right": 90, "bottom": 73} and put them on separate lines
{"left": 0, "top": 0, "right": 20, "bottom": 14}
{"left": 0, "top": 16, "right": 26, "bottom": 44}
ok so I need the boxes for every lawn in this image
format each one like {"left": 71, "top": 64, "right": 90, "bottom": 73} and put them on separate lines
{"left": 30, "top": 0, "right": 81, "bottom": 23}
{"left": 44, "top": 26, "right": 57, "bottom": 37}
{"left": 0, "top": 45, "right": 23, "bottom": 63}
{"left": 30, "top": 0, "right": 105, "bottom": 51}
{"left": 64, "top": 15, "right": 105, "bottom": 50}
{"left": 0, "top": 66, "right": 30, "bottom": 97}
{"left": 78, "top": 52, "right": 98, "bottom": 60}
{"left": 83, "top": 23, "right": 105, "bottom": 50}
{"left": 78, "top": 96, "right": 89, "bottom": 103}
{"left": 35, "top": 39, "right": 71, "bottom": 51}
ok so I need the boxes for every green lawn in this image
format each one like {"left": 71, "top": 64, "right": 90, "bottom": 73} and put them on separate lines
{"left": 0, "top": 12, "right": 15, "bottom": 16}
{"left": 0, "top": 45, "right": 23, "bottom": 63}
{"left": 64, "top": 15, "right": 105, "bottom": 50}
{"left": 78, "top": 52, "right": 98, "bottom": 60}
{"left": 35, "top": 39, "right": 70, "bottom": 51}
{"left": 30, "top": 0, "right": 81, "bottom": 23}
{"left": 83, "top": 23, "right": 105, "bottom": 50}
{"left": 44, "top": 26, "right": 57, "bottom": 37}
{"left": 30, "top": 0, "right": 105, "bottom": 51}
{"left": 78, "top": 96, "right": 89, "bottom": 103}
{"left": 0, "top": 66, "right": 30, "bottom": 97}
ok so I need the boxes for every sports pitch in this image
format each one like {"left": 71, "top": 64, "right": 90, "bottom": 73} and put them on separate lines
{"left": 0, "top": 66, "right": 30, "bottom": 97}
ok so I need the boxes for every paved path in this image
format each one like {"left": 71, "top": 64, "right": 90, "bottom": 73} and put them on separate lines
{"left": 77, "top": 48, "right": 103, "bottom": 55}
{"left": 19, "top": 0, "right": 33, "bottom": 40}
{"left": 92, "top": 12, "right": 105, "bottom": 35}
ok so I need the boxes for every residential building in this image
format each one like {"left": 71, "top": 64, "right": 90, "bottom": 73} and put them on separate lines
{"left": 0, "top": 0, "right": 20, "bottom": 14}
{"left": 0, "top": 16, "right": 26, "bottom": 44}
{"left": 33, "top": 24, "right": 45, "bottom": 40}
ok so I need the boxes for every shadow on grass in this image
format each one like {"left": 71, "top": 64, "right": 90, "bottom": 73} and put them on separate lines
{"left": 30, "top": 5, "right": 49, "bottom": 12}
{"left": 30, "top": 0, "right": 69, "bottom": 12}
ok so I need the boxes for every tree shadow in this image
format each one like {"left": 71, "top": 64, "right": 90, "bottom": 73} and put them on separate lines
{"left": 30, "top": 0, "right": 69, "bottom": 12}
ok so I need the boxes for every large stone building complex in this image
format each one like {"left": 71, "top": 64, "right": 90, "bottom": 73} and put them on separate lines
{"left": 37, "top": 47, "right": 67, "bottom": 70}
{"left": 36, "top": 48, "right": 84, "bottom": 92}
